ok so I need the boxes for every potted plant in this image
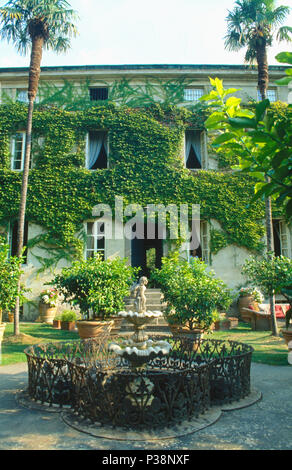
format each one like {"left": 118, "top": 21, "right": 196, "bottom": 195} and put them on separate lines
{"left": 60, "top": 310, "right": 80, "bottom": 331}
{"left": 38, "top": 288, "right": 58, "bottom": 324}
{"left": 0, "top": 239, "right": 25, "bottom": 343}
{"left": 52, "top": 314, "right": 62, "bottom": 329}
{"left": 237, "top": 287, "right": 264, "bottom": 320}
{"left": 52, "top": 254, "right": 137, "bottom": 340}
{"left": 152, "top": 252, "right": 232, "bottom": 340}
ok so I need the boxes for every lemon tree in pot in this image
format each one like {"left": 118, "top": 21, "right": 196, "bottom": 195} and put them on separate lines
{"left": 52, "top": 254, "right": 137, "bottom": 340}
{"left": 152, "top": 252, "right": 232, "bottom": 339}
{"left": 242, "top": 254, "right": 292, "bottom": 338}
{"left": 0, "top": 239, "right": 25, "bottom": 342}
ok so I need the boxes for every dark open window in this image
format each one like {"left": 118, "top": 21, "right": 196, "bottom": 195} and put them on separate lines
{"left": 87, "top": 131, "right": 108, "bottom": 169}
{"left": 10, "top": 220, "right": 28, "bottom": 263}
{"left": 89, "top": 88, "right": 109, "bottom": 101}
{"left": 185, "top": 130, "right": 202, "bottom": 169}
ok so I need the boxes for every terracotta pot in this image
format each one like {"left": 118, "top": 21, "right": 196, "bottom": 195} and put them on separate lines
{"left": 76, "top": 320, "right": 114, "bottom": 340}
{"left": 61, "top": 321, "right": 76, "bottom": 331}
{"left": 53, "top": 319, "right": 61, "bottom": 329}
{"left": 238, "top": 295, "right": 255, "bottom": 319}
{"left": 282, "top": 329, "right": 292, "bottom": 349}
{"left": 39, "top": 303, "right": 57, "bottom": 324}
{"left": 0, "top": 323, "right": 6, "bottom": 343}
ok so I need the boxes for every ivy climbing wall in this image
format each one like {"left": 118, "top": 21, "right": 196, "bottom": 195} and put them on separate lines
{"left": 0, "top": 102, "right": 266, "bottom": 270}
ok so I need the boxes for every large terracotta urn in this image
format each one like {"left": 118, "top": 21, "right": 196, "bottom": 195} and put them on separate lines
{"left": 38, "top": 303, "right": 57, "bottom": 324}
{"left": 76, "top": 319, "right": 114, "bottom": 340}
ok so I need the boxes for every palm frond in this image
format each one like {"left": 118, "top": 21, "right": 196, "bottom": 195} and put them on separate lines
{"left": 0, "top": 0, "right": 78, "bottom": 54}
{"left": 276, "top": 25, "right": 292, "bottom": 42}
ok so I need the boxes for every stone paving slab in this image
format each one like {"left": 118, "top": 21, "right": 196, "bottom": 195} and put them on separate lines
{"left": 0, "top": 362, "right": 291, "bottom": 450}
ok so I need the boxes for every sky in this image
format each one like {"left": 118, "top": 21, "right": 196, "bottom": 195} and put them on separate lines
{"left": 0, "top": 0, "right": 291, "bottom": 68}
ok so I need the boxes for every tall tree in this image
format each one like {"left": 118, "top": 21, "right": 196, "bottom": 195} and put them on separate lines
{"left": 225, "top": 0, "right": 292, "bottom": 99}
{"left": 224, "top": 0, "right": 292, "bottom": 336}
{"left": 0, "top": 0, "right": 78, "bottom": 336}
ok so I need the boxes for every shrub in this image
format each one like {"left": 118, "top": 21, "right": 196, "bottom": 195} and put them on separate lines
{"left": 60, "top": 310, "right": 81, "bottom": 322}
{"left": 152, "top": 251, "right": 232, "bottom": 331}
{"left": 0, "top": 239, "right": 26, "bottom": 323}
{"left": 52, "top": 254, "right": 138, "bottom": 320}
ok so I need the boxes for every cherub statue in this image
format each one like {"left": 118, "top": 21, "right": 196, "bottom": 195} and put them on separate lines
{"left": 131, "top": 276, "right": 148, "bottom": 313}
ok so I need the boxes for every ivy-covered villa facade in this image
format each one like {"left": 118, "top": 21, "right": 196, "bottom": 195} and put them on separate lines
{"left": 0, "top": 63, "right": 291, "bottom": 320}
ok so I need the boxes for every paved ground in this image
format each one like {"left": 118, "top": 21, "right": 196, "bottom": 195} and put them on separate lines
{"left": 0, "top": 361, "right": 291, "bottom": 450}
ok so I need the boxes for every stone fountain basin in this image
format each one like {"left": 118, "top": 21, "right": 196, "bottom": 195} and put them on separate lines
{"left": 118, "top": 310, "right": 163, "bottom": 327}
{"left": 109, "top": 339, "right": 172, "bottom": 357}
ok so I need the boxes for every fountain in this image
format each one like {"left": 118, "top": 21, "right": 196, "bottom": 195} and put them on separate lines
{"left": 109, "top": 276, "right": 172, "bottom": 368}
{"left": 21, "top": 277, "right": 259, "bottom": 433}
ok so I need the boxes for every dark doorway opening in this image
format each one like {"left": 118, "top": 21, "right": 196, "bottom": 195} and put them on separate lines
{"left": 131, "top": 223, "right": 163, "bottom": 282}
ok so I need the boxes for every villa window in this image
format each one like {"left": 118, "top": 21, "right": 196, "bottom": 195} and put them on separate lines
{"left": 8, "top": 220, "right": 28, "bottom": 264}
{"left": 85, "top": 221, "right": 105, "bottom": 260}
{"left": 184, "top": 88, "right": 204, "bottom": 102}
{"left": 86, "top": 131, "right": 108, "bottom": 170}
{"left": 89, "top": 87, "right": 109, "bottom": 101}
{"left": 257, "top": 88, "right": 277, "bottom": 102}
{"left": 189, "top": 221, "right": 210, "bottom": 265}
{"left": 16, "top": 89, "right": 29, "bottom": 103}
{"left": 16, "top": 89, "right": 39, "bottom": 103}
{"left": 273, "top": 219, "right": 291, "bottom": 258}
{"left": 185, "top": 130, "right": 207, "bottom": 170}
{"left": 11, "top": 132, "right": 26, "bottom": 170}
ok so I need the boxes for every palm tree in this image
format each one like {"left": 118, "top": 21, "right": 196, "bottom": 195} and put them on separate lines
{"left": 0, "top": 0, "right": 78, "bottom": 336}
{"left": 225, "top": 0, "right": 292, "bottom": 336}
{"left": 225, "top": 0, "right": 292, "bottom": 99}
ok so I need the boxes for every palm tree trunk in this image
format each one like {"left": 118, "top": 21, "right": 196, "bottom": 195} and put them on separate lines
{"left": 256, "top": 44, "right": 278, "bottom": 336}
{"left": 257, "top": 43, "right": 269, "bottom": 100}
{"left": 14, "top": 35, "right": 44, "bottom": 336}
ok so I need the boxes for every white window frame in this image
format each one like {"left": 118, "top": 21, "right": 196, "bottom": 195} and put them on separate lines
{"left": 85, "top": 131, "right": 109, "bottom": 170}
{"left": 184, "top": 88, "right": 204, "bottom": 102}
{"left": 279, "top": 221, "right": 292, "bottom": 258}
{"left": 184, "top": 129, "right": 208, "bottom": 170}
{"left": 188, "top": 220, "right": 210, "bottom": 265}
{"left": 11, "top": 132, "right": 26, "bottom": 171}
{"left": 85, "top": 221, "right": 106, "bottom": 260}
{"left": 201, "top": 221, "right": 210, "bottom": 264}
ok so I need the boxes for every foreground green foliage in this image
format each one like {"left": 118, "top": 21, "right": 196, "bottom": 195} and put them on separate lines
{"left": 203, "top": 77, "right": 292, "bottom": 219}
